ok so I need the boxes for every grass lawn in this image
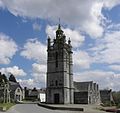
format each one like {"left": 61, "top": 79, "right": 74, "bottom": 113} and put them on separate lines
{"left": 0, "top": 103, "right": 15, "bottom": 110}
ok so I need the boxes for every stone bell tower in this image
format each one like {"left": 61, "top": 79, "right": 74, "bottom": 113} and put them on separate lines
{"left": 46, "top": 24, "right": 74, "bottom": 104}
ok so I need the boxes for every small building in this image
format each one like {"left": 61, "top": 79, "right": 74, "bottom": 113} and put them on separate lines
{"left": 9, "top": 81, "right": 24, "bottom": 102}
{"left": 0, "top": 73, "right": 24, "bottom": 103}
{"left": 100, "top": 89, "right": 114, "bottom": 105}
{"left": 74, "top": 81, "right": 100, "bottom": 104}
{"left": 24, "top": 87, "right": 46, "bottom": 102}
{"left": 38, "top": 88, "right": 46, "bottom": 102}
{"left": 24, "top": 87, "right": 38, "bottom": 100}
{"left": 29, "top": 87, "right": 39, "bottom": 99}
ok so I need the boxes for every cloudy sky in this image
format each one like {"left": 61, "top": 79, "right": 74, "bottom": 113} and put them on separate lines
{"left": 0, "top": 0, "right": 120, "bottom": 91}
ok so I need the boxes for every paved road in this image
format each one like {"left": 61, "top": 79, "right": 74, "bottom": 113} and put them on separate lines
{"left": 0, "top": 104, "right": 81, "bottom": 113}
{"left": 0, "top": 104, "right": 111, "bottom": 113}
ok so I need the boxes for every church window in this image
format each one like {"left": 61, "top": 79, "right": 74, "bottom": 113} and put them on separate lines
{"left": 55, "top": 80, "right": 58, "bottom": 86}
{"left": 59, "top": 80, "right": 63, "bottom": 86}
{"left": 56, "top": 52, "right": 58, "bottom": 67}
{"left": 50, "top": 80, "right": 54, "bottom": 86}
{"left": 17, "top": 88, "right": 20, "bottom": 92}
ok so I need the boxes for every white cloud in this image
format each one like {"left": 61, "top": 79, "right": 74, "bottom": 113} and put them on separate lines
{"left": 0, "top": 33, "right": 18, "bottom": 64}
{"left": 18, "top": 77, "right": 45, "bottom": 88}
{"left": 73, "top": 50, "right": 92, "bottom": 69}
{"left": 103, "top": 0, "right": 120, "bottom": 9}
{"left": 80, "top": 1, "right": 104, "bottom": 38}
{"left": 74, "top": 70, "right": 120, "bottom": 91}
{"left": 1, "top": 0, "right": 120, "bottom": 38}
{"left": 46, "top": 25, "right": 85, "bottom": 48}
{"left": 32, "top": 63, "right": 46, "bottom": 87}
{"left": 32, "top": 73, "right": 46, "bottom": 88}
{"left": 46, "top": 25, "right": 56, "bottom": 39}
{"left": 18, "top": 63, "right": 46, "bottom": 88}
{"left": 18, "top": 79, "right": 34, "bottom": 88}
{"left": 64, "top": 28, "right": 85, "bottom": 48}
{"left": 32, "top": 63, "right": 46, "bottom": 74}
{"left": 33, "top": 22, "right": 41, "bottom": 31}
{"left": 20, "top": 39, "right": 47, "bottom": 64}
{"left": 107, "top": 23, "right": 120, "bottom": 31}
{"left": 90, "top": 31, "right": 120, "bottom": 64}
{"left": 0, "top": 0, "right": 4, "bottom": 8}
{"left": 0, "top": 66, "right": 26, "bottom": 77}
{"left": 109, "top": 65, "right": 120, "bottom": 71}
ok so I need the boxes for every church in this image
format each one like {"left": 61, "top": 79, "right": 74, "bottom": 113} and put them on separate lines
{"left": 46, "top": 24, "right": 100, "bottom": 104}
{"left": 46, "top": 24, "right": 74, "bottom": 104}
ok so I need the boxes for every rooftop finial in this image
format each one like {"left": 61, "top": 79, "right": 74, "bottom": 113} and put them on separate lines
{"left": 59, "top": 18, "right": 60, "bottom": 24}
{"left": 68, "top": 38, "right": 71, "bottom": 44}
{"left": 58, "top": 18, "right": 61, "bottom": 29}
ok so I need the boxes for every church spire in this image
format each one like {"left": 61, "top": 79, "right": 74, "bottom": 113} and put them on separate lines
{"left": 56, "top": 19, "right": 63, "bottom": 39}
{"left": 58, "top": 18, "right": 61, "bottom": 30}
{"left": 58, "top": 23, "right": 61, "bottom": 30}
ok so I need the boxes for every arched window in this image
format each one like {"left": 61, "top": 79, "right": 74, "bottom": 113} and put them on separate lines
{"left": 55, "top": 80, "right": 58, "bottom": 86}
{"left": 17, "top": 88, "right": 20, "bottom": 92}
{"left": 56, "top": 52, "right": 58, "bottom": 67}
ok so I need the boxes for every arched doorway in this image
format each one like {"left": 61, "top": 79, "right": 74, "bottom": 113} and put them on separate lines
{"left": 54, "top": 93, "right": 60, "bottom": 104}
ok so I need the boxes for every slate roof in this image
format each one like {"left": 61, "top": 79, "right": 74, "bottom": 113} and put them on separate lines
{"left": 9, "top": 81, "right": 22, "bottom": 93}
{"left": 74, "top": 81, "right": 93, "bottom": 91}
{"left": 38, "top": 88, "right": 46, "bottom": 93}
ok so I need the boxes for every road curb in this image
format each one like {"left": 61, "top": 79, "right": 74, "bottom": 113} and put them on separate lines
{"left": 37, "top": 103, "right": 84, "bottom": 111}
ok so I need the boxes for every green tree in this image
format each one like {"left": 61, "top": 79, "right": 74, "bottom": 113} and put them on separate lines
{"left": 9, "top": 74, "right": 17, "bottom": 82}
{"left": 0, "top": 72, "right": 8, "bottom": 85}
{"left": 112, "top": 91, "right": 120, "bottom": 107}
